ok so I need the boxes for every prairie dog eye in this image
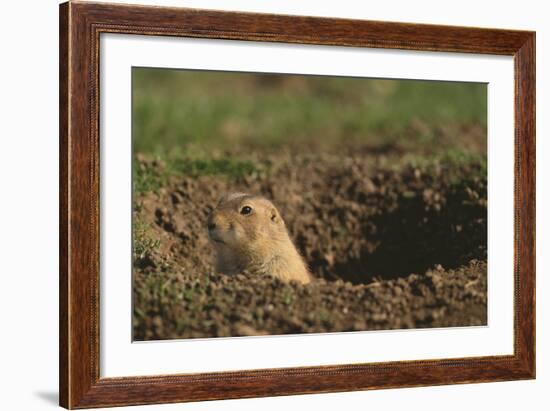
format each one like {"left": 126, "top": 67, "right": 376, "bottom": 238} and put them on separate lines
{"left": 240, "top": 206, "right": 253, "bottom": 215}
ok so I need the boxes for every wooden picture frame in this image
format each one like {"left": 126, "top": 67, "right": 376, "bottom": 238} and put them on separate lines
{"left": 59, "top": 1, "right": 535, "bottom": 408}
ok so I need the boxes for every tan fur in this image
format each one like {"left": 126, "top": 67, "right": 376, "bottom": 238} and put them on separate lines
{"left": 207, "top": 193, "right": 312, "bottom": 284}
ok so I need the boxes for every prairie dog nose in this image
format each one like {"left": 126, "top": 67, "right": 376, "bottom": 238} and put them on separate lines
{"left": 207, "top": 213, "right": 220, "bottom": 231}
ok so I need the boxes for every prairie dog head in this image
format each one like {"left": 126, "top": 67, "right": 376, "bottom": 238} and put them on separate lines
{"left": 207, "top": 193, "right": 287, "bottom": 255}
{"left": 207, "top": 193, "right": 312, "bottom": 284}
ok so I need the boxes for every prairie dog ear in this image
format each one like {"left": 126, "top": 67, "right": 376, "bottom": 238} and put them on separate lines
{"left": 270, "top": 206, "right": 284, "bottom": 225}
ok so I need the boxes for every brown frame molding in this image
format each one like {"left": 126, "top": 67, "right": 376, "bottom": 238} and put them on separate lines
{"left": 59, "top": 1, "right": 535, "bottom": 408}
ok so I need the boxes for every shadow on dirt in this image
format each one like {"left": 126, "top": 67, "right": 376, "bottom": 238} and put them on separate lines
{"left": 310, "top": 182, "right": 487, "bottom": 284}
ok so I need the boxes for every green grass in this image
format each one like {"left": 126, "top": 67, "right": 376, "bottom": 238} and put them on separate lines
{"left": 132, "top": 68, "right": 488, "bottom": 198}
{"left": 133, "top": 68, "right": 487, "bottom": 155}
{"left": 133, "top": 219, "right": 160, "bottom": 260}
{"left": 406, "top": 148, "right": 487, "bottom": 172}
{"left": 133, "top": 154, "right": 267, "bottom": 196}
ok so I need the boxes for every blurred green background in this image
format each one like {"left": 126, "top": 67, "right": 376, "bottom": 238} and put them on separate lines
{"left": 132, "top": 68, "right": 487, "bottom": 156}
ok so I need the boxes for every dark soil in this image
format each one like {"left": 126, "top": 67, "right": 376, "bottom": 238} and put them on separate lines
{"left": 133, "top": 151, "right": 487, "bottom": 340}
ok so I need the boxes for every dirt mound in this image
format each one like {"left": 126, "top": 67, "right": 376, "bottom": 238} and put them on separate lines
{"left": 133, "top": 152, "right": 487, "bottom": 340}
{"left": 134, "top": 261, "right": 486, "bottom": 340}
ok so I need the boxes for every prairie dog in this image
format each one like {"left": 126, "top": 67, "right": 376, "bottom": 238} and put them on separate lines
{"left": 207, "top": 193, "right": 312, "bottom": 284}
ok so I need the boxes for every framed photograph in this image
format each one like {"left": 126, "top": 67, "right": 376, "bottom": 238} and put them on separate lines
{"left": 59, "top": 1, "right": 535, "bottom": 408}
